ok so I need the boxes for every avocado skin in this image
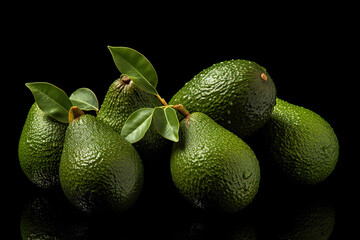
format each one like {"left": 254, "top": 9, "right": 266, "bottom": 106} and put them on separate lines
{"left": 170, "top": 112, "right": 260, "bottom": 213}
{"left": 59, "top": 114, "right": 143, "bottom": 213}
{"left": 18, "top": 103, "right": 67, "bottom": 188}
{"left": 169, "top": 60, "right": 276, "bottom": 137}
{"left": 97, "top": 78, "right": 170, "bottom": 163}
{"left": 264, "top": 98, "right": 339, "bottom": 184}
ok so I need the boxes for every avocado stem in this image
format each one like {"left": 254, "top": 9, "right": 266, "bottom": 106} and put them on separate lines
{"left": 156, "top": 94, "right": 190, "bottom": 119}
{"left": 68, "top": 106, "right": 85, "bottom": 124}
{"left": 260, "top": 73, "right": 268, "bottom": 81}
{"left": 173, "top": 104, "right": 191, "bottom": 120}
{"left": 156, "top": 94, "right": 168, "bottom": 106}
{"left": 120, "top": 75, "right": 131, "bottom": 84}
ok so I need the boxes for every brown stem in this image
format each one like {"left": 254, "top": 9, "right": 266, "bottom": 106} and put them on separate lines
{"left": 173, "top": 104, "right": 190, "bottom": 120}
{"left": 156, "top": 94, "right": 190, "bottom": 120}
{"left": 69, "top": 106, "right": 85, "bottom": 123}
{"left": 120, "top": 75, "right": 131, "bottom": 85}
{"left": 260, "top": 73, "right": 268, "bottom": 81}
{"left": 156, "top": 94, "right": 168, "bottom": 106}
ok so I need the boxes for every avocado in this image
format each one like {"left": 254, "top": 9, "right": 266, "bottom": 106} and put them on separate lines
{"left": 169, "top": 60, "right": 276, "bottom": 137}
{"left": 97, "top": 76, "right": 170, "bottom": 164}
{"left": 170, "top": 112, "right": 260, "bottom": 213}
{"left": 18, "top": 103, "right": 67, "bottom": 188}
{"left": 59, "top": 109, "right": 144, "bottom": 213}
{"left": 263, "top": 98, "right": 339, "bottom": 184}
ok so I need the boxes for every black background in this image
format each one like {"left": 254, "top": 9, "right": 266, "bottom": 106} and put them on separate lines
{"left": 5, "top": 6, "right": 356, "bottom": 239}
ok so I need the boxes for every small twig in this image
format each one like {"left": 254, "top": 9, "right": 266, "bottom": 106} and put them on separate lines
{"left": 173, "top": 104, "right": 190, "bottom": 119}
{"left": 68, "top": 106, "right": 85, "bottom": 123}
{"left": 120, "top": 75, "right": 132, "bottom": 84}
{"left": 156, "top": 94, "right": 168, "bottom": 106}
{"left": 156, "top": 94, "right": 190, "bottom": 119}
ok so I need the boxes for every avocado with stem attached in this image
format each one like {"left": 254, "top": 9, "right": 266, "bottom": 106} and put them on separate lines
{"left": 170, "top": 112, "right": 260, "bottom": 213}
{"left": 59, "top": 107, "right": 144, "bottom": 213}
{"left": 169, "top": 59, "right": 276, "bottom": 137}
{"left": 97, "top": 76, "right": 170, "bottom": 164}
{"left": 18, "top": 103, "right": 67, "bottom": 189}
{"left": 262, "top": 98, "right": 339, "bottom": 184}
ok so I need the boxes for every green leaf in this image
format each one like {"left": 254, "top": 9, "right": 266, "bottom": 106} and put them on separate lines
{"left": 70, "top": 88, "right": 99, "bottom": 112}
{"left": 153, "top": 107, "right": 179, "bottom": 142}
{"left": 26, "top": 82, "right": 73, "bottom": 123}
{"left": 108, "top": 46, "right": 158, "bottom": 95}
{"left": 121, "top": 108, "right": 154, "bottom": 143}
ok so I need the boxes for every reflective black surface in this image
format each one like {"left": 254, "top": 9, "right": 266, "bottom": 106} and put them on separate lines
{"left": 6, "top": 13, "right": 355, "bottom": 239}
{"left": 12, "top": 146, "right": 352, "bottom": 239}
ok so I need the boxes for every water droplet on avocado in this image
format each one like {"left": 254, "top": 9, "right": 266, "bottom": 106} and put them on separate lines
{"left": 243, "top": 170, "right": 252, "bottom": 179}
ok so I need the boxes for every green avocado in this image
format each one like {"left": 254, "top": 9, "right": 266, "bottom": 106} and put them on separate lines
{"left": 170, "top": 112, "right": 260, "bottom": 213}
{"left": 59, "top": 111, "right": 143, "bottom": 213}
{"left": 263, "top": 98, "right": 339, "bottom": 184}
{"left": 18, "top": 103, "right": 67, "bottom": 188}
{"left": 169, "top": 59, "right": 276, "bottom": 137}
{"left": 97, "top": 77, "right": 170, "bottom": 163}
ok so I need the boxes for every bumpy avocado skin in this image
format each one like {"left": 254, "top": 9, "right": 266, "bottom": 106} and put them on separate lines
{"left": 59, "top": 115, "right": 144, "bottom": 213}
{"left": 18, "top": 103, "right": 67, "bottom": 188}
{"left": 97, "top": 78, "right": 170, "bottom": 163}
{"left": 169, "top": 60, "right": 276, "bottom": 137}
{"left": 170, "top": 112, "right": 260, "bottom": 213}
{"left": 264, "top": 98, "right": 339, "bottom": 184}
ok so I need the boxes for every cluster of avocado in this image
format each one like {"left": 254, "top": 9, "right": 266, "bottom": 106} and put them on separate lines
{"left": 19, "top": 59, "right": 339, "bottom": 214}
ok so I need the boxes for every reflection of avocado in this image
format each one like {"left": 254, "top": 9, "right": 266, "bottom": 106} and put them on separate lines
{"left": 20, "top": 194, "right": 86, "bottom": 239}
{"left": 20, "top": 190, "right": 143, "bottom": 239}
{"left": 276, "top": 200, "right": 335, "bottom": 240}
{"left": 172, "top": 213, "right": 257, "bottom": 240}
{"left": 259, "top": 185, "right": 336, "bottom": 240}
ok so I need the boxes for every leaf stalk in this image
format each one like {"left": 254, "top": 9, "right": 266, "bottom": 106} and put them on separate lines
{"left": 173, "top": 104, "right": 191, "bottom": 120}
{"left": 156, "top": 94, "right": 190, "bottom": 119}
{"left": 156, "top": 94, "right": 168, "bottom": 106}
